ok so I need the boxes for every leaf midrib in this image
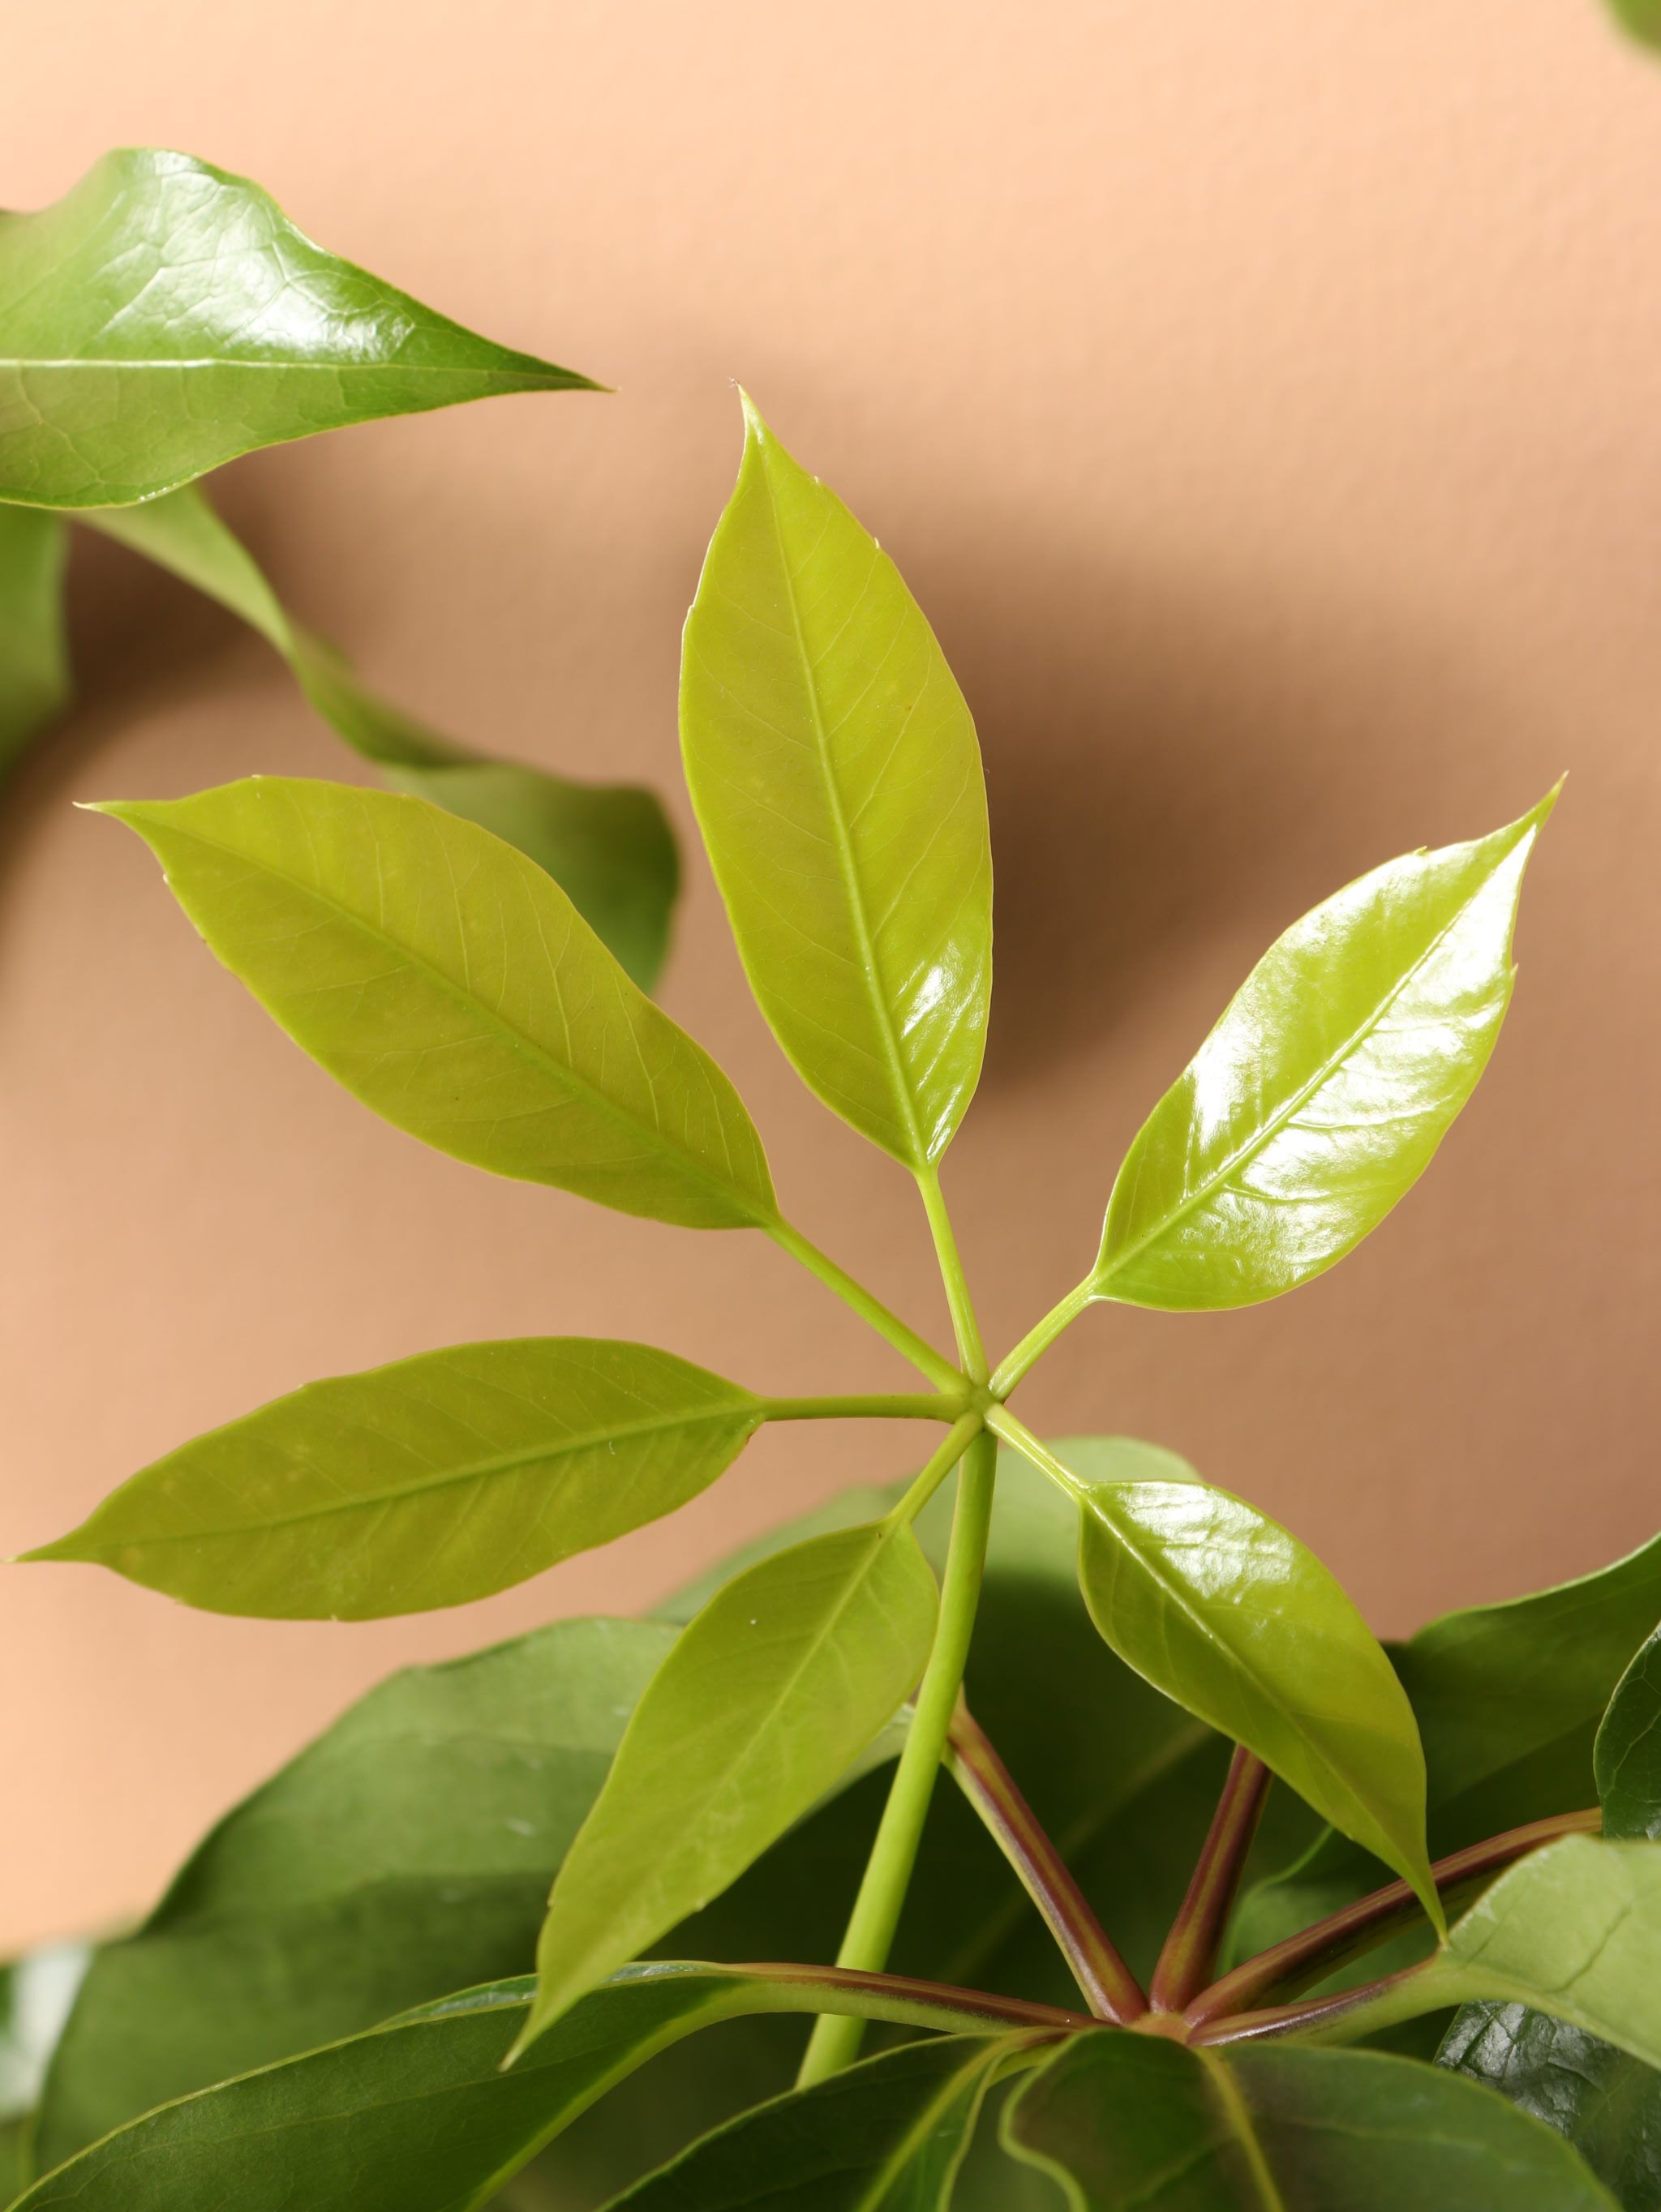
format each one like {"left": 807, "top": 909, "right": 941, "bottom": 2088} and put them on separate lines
{"left": 79, "top": 1403, "right": 762, "bottom": 1551}
{"left": 1, "top": 356, "right": 564, "bottom": 376}
{"left": 1098, "top": 848, "right": 1517, "bottom": 1288}
{"left": 133, "top": 804, "right": 770, "bottom": 1223}
{"left": 1195, "top": 2049, "right": 1290, "bottom": 2212}
{"left": 755, "top": 452, "right": 926, "bottom": 1167}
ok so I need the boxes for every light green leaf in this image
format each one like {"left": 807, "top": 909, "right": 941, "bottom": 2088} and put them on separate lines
{"left": 680, "top": 396, "right": 992, "bottom": 1168}
{"left": 12, "top": 1964, "right": 1010, "bottom": 2212}
{"left": 88, "top": 488, "right": 678, "bottom": 989}
{"left": 522, "top": 1520, "right": 938, "bottom": 2052}
{"left": 1418, "top": 1837, "right": 1661, "bottom": 2065}
{"left": 1002, "top": 2033, "right": 1617, "bottom": 2209}
{"left": 0, "top": 504, "right": 69, "bottom": 778}
{"left": 1093, "top": 793, "right": 1556, "bottom": 1310}
{"left": 1031, "top": 1434, "right": 1436, "bottom": 1926}
{"left": 31, "top": 1618, "right": 673, "bottom": 2174}
{"left": 602, "top": 2034, "right": 1030, "bottom": 2210}
{"left": 25, "top": 1339, "right": 762, "bottom": 1618}
{"left": 0, "top": 149, "right": 592, "bottom": 509}
{"left": 101, "top": 776, "right": 774, "bottom": 1226}
{"left": 1231, "top": 1531, "right": 1661, "bottom": 1974}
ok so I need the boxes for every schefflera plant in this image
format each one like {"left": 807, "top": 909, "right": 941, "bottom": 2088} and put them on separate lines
{"left": 15, "top": 397, "right": 1656, "bottom": 2212}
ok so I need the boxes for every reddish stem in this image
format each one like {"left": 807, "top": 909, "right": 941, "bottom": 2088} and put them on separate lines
{"left": 1183, "top": 1806, "right": 1600, "bottom": 2030}
{"left": 1189, "top": 1960, "right": 1435, "bottom": 2047}
{"left": 1148, "top": 1749, "right": 1273, "bottom": 2014}
{"left": 946, "top": 1702, "right": 1148, "bottom": 2024}
{"left": 739, "top": 1957, "right": 1102, "bottom": 2033}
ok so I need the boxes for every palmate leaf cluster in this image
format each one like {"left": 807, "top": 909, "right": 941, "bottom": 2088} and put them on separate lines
{"left": 0, "top": 148, "right": 678, "bottom": 988}
{"left": 6, "top": 392, "right": 1655, "bottom": 2211}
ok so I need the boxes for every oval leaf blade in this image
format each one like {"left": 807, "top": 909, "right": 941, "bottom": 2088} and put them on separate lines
{"left": 99, "top": 777, "right": 775, "bottom": 1227}
{"left": 11, "top": 1964, "right": 1002, "bottom": 2212}
{"left": 521, "top": 1520, "right": 940, "bottom": 2052}
{"left": 89, "top": 489, "right": 680, "bottom": 990}
{"left": 1040, "top": 1436, "right": 1437, "bottom": 1924}
{"left": 1003, "top": 2033, "right": 1616, "bottom": 2209}
{"left": 24, "top": 1340, "right": 763, "bottom": 1618}
{"left": 680, "top": 397, "right": 992, "bottom": 1168}
{"left": 0, "top": 149, "right": 594, "bottom": 508}
{"left": 1094, "top": 792, "right": 1556, "bottom": 1310}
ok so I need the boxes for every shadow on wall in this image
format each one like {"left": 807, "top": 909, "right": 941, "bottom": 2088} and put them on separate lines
{"left": 912, "top": 500, "right": 1511, "bottom": 1095}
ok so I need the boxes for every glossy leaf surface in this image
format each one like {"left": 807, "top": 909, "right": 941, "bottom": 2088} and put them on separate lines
{"left": 1441, "top": 2007, "right": 1661, "bottom": 2212}
{"left": 525, "top": 1521, "right": 938, "bottom": 2050}
{"left": 1093, "top": 794, "right": 1554, "bottom": 1310}
{"left": 1045, "top": 1435, "right": 1437, "bottom": 1923}
{"left": 1597, "top": 1627, "right": 1661, "bottom": 1843}
{"left": 103, "top": 777, "right": 774, "bottom": 1224}
{"left": 28, "top": 1338, "right": 762, "bottom": 1618}
{"left": 1003, "top": 2033, "right": 1616, "bottom": 2209}
{"left": 33, "top": 1618, "right": 673, "bottom": 2171}
{"left": 13, "top": 1965, "right": 1009, "bottom": 2212}
{"left": 605, "top": 2034, "right": 1028, "bottom": 2210}
{"left": 680, "top": 397, "right": 992, "bottom": 1168}
{"left": 0, "top": 504, "right": 69, "bottom": 777}
{"left": 0, "top": 149, "right": 591, "bottom": 508}
{"left": 89, "top": 490, "right": 678, "bottom": 988}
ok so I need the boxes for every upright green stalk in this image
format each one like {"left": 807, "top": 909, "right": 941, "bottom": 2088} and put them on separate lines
{"left": 797, "top": 1425, "right": 998, "bottom": 2085}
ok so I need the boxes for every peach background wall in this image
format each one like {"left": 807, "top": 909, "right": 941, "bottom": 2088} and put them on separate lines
{"left": 2, "top": 0, "right": 1659, "bottom": 1953}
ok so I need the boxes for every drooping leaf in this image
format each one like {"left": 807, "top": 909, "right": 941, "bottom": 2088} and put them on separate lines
{"left": 1441, "top": 2008, "right": 1661, "bottom": 2212}
{"left": 1030, "top": 1434, "right": 1437, "bottom": 1924}
{"left": 1092, "top": 793, "right": 1556, "bottom": 1310}
{"left": 0, "top": 149, "right": 592, "bottom": 509}
{"left": 1230, "top": 1529, "right": 1661, "bottom": 1975}
{"left": 1002, "top": 2032, "right": 1617, "bottom": 2209}
{"left": 32, "top": 1617, "right": 674, "bottom": 2172}
{"left": 0, "top": 504, "right": 69, "bottom": 778}
{"left": 13, "top": 1965, "right": 1015, "bottom": 2212}
{"left": 26, "top": 1338, "right": 763, "bottom": 1618}
{"left": 680, "top": 396, "right": 992, "bottom": 1169}
{"left": 601, "top": 2034, "right": 1032, "bottom": 2210}
{"left": 88, "top": 489, "right": 678, "bottom": 988}
{"left": 1596, "top": 1625, "right": 1661, "bottom": 1844}
{"left": 100, "top": 777, "right": 775, "bottom": 1225}
{"left": 522, "top": 1521, "right": 938, "bottom": 2052}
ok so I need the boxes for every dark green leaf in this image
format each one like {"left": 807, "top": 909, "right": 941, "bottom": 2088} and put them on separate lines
{"left": 1092, "top": 794, "right": 1555, "bottom": 1310}
{"left": 27, "top": 1338, "right": 762, "bottom": 1618}
{"left": 1037, "top": 1435, "right": 1436, "bottom": 1923}
{"left": 33, "top": 1618, "right": 673, "bottom": 2172}
{"left": 680, "top": 397, "right": 991, "bottom": 1169}
{"left": 1003, "top": 2033, "right": 1616, "bottom": 2209}
{"left": 15, "top": 1965, "right": 1011, "bottom": 2212}
{"left": 88, "top": 490, "right": 678, "bottom": 989}
{"left": 101, "top": 777, "right": 775, "bottom": 1225}
{"left": 602, "top": 2034, "right": 1030, "bottom": 2210}
{"left": 0, "top": 150, "right": 592, "bottom": 508}
{"left": 1597, "top": 1626, "right": 1661, "bottom": 1843}
{"left": 1442, "top": 2006, "right": 1661, "bottom": 2212}
{"left": 0, "top": 504, "right": 69, "bottom": 778}
{"left": 523, "top": 1520, "right": 938, "bottom": 2051}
